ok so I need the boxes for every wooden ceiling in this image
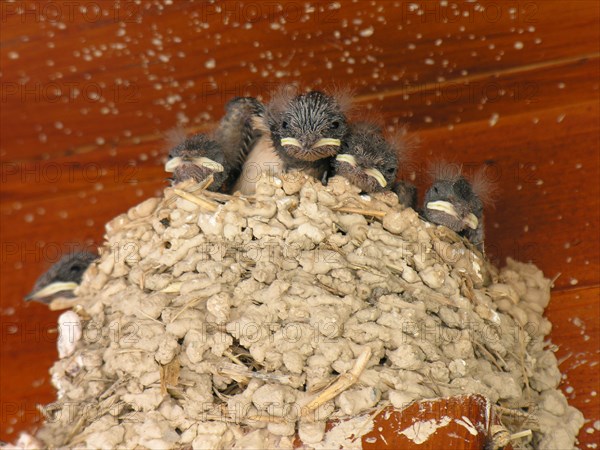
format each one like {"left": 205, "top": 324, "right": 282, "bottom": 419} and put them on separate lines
{"left": 1, "top": 1, "right": 598, "bottom": 446}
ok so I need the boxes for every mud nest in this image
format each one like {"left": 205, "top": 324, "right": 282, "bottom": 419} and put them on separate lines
{"left": 30, "top": 173, "right": 582, "bottom": 449}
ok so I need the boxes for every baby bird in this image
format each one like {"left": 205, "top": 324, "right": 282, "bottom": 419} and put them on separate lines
{"left": 231, "top": 112, "right": 282, "bottom": 195}
{"left": 216, "top": 96, "right": 265, "bottom": 182}
{"left": 423, "top": 163, "right": 495, "bottom": 250}
{"left": 392, "top": 181, "right": 418, "bottom": 209}
{"left": 332, "top": 122, "right": 397, "bottom": 193}
{"left": 165, "top": 97, "right": 264, "bottom": 190}
{"left": 25, "top": 251, "right": 96, "bottom": 305}
{"left": 266, "top": 88, "right": 351, "bottom": 179}
{"left": 164, "top": 132, "right": 227, "bottom": 189}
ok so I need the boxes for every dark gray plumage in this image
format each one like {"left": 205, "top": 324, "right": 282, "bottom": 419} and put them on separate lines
{"left": 423, "top": 164, "right": 494, "bottom": 250}
{"left": 332, "top": 122, "right": 397, "bottom": 193}
{"left": 25, "top": 251, "right": 96, "bottom": 304}
{"left": 165, "top": 133, "right": 228, "bottom": 189}
{"left": 266, "top": 89, "right": 350, "bottom": 179}
{"left": 165, "top": 97, "right": 264, "bottom": 190}
{"left": 392, "top": 181, "right": 418, "bottom": 209}
{"left": 216, "top": 96, "right": 265, "bottom": 184}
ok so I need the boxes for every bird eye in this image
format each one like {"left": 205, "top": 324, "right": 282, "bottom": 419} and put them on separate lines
{"left": 281, "top": 121, "right": 288, "bottom": 130}
{"left": 70, "top": 265, "right": 81, "bottom": 273}
{"left": 433, "top": 186, "right": 439, "bottom": 194}
{"left": 330, "top": 121, "right": 340, "bottom": 130}
{"left": 386, "top": 167, "right": 395, "bottom": 174}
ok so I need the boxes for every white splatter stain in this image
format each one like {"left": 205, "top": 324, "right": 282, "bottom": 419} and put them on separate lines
{"left": 455, "top": 416, "right": 477, "bottom": 436}
{"left": 360, "top": 27, "right": 374, "bottom": 37}
{"left": 399, "top": 417, "right": 452, "bottom": 444}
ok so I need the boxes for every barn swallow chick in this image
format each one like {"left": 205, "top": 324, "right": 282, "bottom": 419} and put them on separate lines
{"left": 166, "top": 98, "right": 266, "bottom": 191}
{"left": 25, "top": 251, "right": 96, "bottom": 305}
{"left": 217, "top": 96, "right": 265, "bottom": 173}
{"left": 164, "top": 131, "right": 227, "bottom": 190}
{"left": 390, "top": 127, "right": 419, "bottom": 208}
{"left": 423, "top": 163, "right": 496, "bottom": 250}
{"left": 332, "top": 122, "right": 397, "bottom": 193}
{"left": 266, "top": 88, "right": 351, "bottom": 179}
{"left": 232, "top": 107, "right": 283, "bottom": 195}
{"left": 392, "top": 181, "right": 418, "bottom": 209}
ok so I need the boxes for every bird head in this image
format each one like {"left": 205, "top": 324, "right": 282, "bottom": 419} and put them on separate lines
{"left": 424, "top": 175, "right": 483, "bottom": 233}
{"left": 164, "top": 133, "right": 226, "bottom": 187}
{"left": 334, "top": 122, "right": 398, "bottom": 192}
{"left": 25, "top": 251, "right": 96, "bottom": 304}
{"left": 268, "top": 90, "right": 350, "bottom": 162}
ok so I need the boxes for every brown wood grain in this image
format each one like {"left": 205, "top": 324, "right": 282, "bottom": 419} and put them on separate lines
{"left": 363, "top": 395, "right": 493, "bottom": 449}
{"left": 1, "top": 0, "right": 598, "bottom": 446}
{"left": 293, "top": 395, "right": 499, "bottom": 449}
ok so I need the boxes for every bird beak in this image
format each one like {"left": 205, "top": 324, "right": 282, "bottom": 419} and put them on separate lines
{"left": 25, "top": 281, "right": 79, "bottom": 302}
{"left": 164, "top": 156, "right": 183, "bottom": 172}
{"left": 364, "top": 168, "right": 387, "bottom": 188}
{"left": 426, "top": 200, "right": 459, "bottom": 219}
{"left": 165, "top": 156, "right": 224, "bottom": 173}
{"left": 335, "top": 154, "right": 357, "bottom": 167}
{"left": 192, "top": 157, "right": 224, "bottom": 173}
{"left": 312, "top": 138, "right": 341, "bottom": 148}
{"left": 464, "top": 213, "right": 479, "bottom": 230}
{"left": 281, "top": 137, "right": 302, "bottom": 148}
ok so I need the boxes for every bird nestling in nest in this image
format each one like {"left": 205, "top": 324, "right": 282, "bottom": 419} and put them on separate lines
{"left": 423, "top": 161, "right": 498, "bottom": 251}
{"left": 164, "top": 97, "right": 263, "bottom": 191}
{"left": 332, "top": 119, "right": 418, "bottom": 209}
{"left": 25, "top": 251, "right": 97, "bottom": 306}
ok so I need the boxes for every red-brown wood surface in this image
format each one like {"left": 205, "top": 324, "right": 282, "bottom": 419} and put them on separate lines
{"left": 1, "top": 1, "right": 599, "bottom": 447}
{"left": 363, "top": 396, "right": 492, "bottom": 449}
{"left": 294, "top": 395, "right": 499, "bottom": 449}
